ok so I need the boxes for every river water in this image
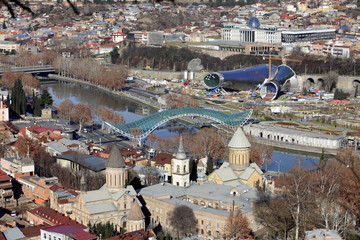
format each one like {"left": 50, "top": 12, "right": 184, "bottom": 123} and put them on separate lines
{"left": 42, "top": 82, "right": 320, "bottom": 172}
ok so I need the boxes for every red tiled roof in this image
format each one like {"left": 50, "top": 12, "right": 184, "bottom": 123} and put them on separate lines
{"left": 21, "top": 224, "right": 50, "bottom": 237}
{"left": 43, "top": 224, "right": 97, "bottom": 240}
{"left": 27, "top": 207, "right": 84, "bottom": 228}
{"left": 33, "top": 127, "right": 62, "bottom": 134}
{"left": 0, "top": 169, "right": 11, "bottom": 182}
{"left": 111, "top": 32, "right": 127, "bottom": 36}
{"left": 152, "top": 153, "right": 173, "bottom": 166}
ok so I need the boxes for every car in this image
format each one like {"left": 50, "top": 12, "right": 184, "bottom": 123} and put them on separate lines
{"left": 11, "top": 210, "right": 17, "bottom": 217}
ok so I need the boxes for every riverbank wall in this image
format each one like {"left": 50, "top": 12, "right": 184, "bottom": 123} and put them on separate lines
{"left": 47, "top": 74, "right": 163, "bottom": 110}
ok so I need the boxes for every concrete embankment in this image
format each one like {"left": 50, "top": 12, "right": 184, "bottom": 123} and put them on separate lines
{"left": 47, "top": 74, "right": 162, "bottom": 110}
{"left": 252, "top": 136, "right": 338, "bottom": 155}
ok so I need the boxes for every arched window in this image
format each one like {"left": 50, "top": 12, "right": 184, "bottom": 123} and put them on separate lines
{"left": 176, "top": 165, "right": 180, "bottom": 173}
{"left": 183, "top": 165, "right": 186, "bottom": 173}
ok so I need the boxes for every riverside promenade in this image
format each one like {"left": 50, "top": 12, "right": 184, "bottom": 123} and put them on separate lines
{"left": 47, "top": 74, "right": 164, "bottom": 110}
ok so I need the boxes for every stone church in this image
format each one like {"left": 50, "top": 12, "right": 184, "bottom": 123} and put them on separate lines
{"left": 71, "top": 145, "right": 145, "bottom": 232}
{"left": 207, "top": 127, "right": 264, "bottom": 188}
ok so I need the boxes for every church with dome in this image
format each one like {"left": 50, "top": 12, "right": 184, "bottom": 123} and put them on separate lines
{"left": 71, "top": 145, "right": 145, "bottom": 232}
{"left": 207, "top": 127, "right": 264, "bottom": 188}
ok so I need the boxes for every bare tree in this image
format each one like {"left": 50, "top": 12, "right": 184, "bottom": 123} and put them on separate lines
{"left": 283, "top": 167, "right": 314, "bottom": 240}
{"left": 58, "top": 99, "right": 74, "bottom": 124}
{"left": 165, "top": 94, "right": 199, "bottom": 109}
{"left": 254, "top": 192, "right": 294, "bottom": 239}
{"left": 71, "top": 104, "right": 92, "bottom": 132}
{"left": 139, "top": 166, "right": 160, "bottom": 186}
{"left": 97, "top": 106, "right": 124, "bottom": 130}
{"left": 224, "top": 209, "right": 250, "bottom": 239}
{"left": 323, "top": 71, "right": 338, "bottom": 92}
{"left": 249, "top": 140, "right": 273, "bottom": 168}
{"left": 168, "top": 205, "right": 197, "bottom": 239}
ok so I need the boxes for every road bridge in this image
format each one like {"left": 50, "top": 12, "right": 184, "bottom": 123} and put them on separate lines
{"left": 0, "top": 64, "right": 56, "bottom": 76}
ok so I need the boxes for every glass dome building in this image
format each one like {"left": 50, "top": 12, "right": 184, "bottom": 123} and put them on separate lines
{"left": 247, "top": 17, "right": 261, "bottom": 28}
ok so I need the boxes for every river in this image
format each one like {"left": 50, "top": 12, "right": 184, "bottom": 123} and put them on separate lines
{"left": 42, "top": 82, "right": 319, "bottom": 172}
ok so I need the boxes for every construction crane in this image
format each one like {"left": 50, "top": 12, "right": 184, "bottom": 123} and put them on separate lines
{"left": 263, "top": 55, "right": 302, "bottom": 80}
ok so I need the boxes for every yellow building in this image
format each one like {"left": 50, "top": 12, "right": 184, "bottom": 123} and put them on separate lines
{"left": 208, "top": 127, "right": 264, "bottom": 188}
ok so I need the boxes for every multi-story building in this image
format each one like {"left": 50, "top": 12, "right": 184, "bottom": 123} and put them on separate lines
{"left": 0, "top": 169, "right": 13, "bottom": 206}
{"left": 40, "top": 224, "right": 97, "bottom": 240}
{"left": 222, "top": 19, "right": 336, "bottom": 46}
{"left": 0, "top": 155, "right": 35, "bottom": 179}
{"left": 27, "top": 206, "right": 83, "bottom": 227}
{"left": 0, "top": 40, "right": 20, "bottom": 53}
{"left": 49, "top": 184, "right": 78, "bottom": 217}
{"left": 18, "top": 175, "right": 58, "bottom": 204}
{"left": 281, "top": 28, "right": 336, "bottom": 44}
{"left": 222, "top": 20, "right": 282, "bottom": 44}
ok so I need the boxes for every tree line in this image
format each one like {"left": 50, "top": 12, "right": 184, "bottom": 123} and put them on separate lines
{"left": 52, "top": 57, "right": 128, "bottom": 91}
{"left": 114, "top": 43, "right": 360, "bottom": 76}
{"left": 58, "top": 99, "right": 124, "bottom": 132}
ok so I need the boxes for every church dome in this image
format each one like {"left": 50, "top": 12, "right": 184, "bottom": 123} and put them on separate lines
{"left": 247, "top": 17, "right": 260, "bottom": 28}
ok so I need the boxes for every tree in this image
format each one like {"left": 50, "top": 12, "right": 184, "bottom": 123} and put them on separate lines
{"left": 89, "top": 221, "right": 119, "bottom": 238}
{"left": 205, "top": 157, "right": 213, "bottom": 175}
{"left": 323, "top": 71, "right": 338, "bottom": 92}
{"left": 71, "top": 104, "right": 92, "bottom": 132}
{"left": 58, "top": 99, "right": 74, "bottom": 124}
{"left": 283, "top": 167, "right": 315, "bottom": 240}
{"left": 249, "top": 140, "right": 273, "bottom": 169}
{"left": 254, "top": 191, "right": 295, "bottom": 239}
{"left": 224, "top": 209, "right": 250, "bottom": 239}
{"left": 40, "top": 89, "right": 53, "bottom": 107}
{"left": 10, "top": 79, "right": 26, "bottom": 115}
{"left": 168, "top": 205, "right": 197, "bottom": 239}
{"left": 139, "top": 166, "right": 161, "bottom": 186}
{"left": 333, "top": 88, "right": 347, "bottom": 100}
{"left": 32, "top": 93, "right": 42, "bottom": 116}
{"left": 110, "top": 47, "right": 120, "bottom": 64}
{"left": 97, "top": 106, "right": 124, "bottom": 130}
{"left": 334, "top": 148, "right": 360, "bottom": 225}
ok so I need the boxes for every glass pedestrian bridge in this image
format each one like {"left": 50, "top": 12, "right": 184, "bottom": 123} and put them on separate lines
{"left": 105, "top": 108, "right": 252, "bottom": 144}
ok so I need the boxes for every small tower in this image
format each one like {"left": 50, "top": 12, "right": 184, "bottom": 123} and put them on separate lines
{"left": 171, "top": 136, "right": 190, "bottom": 187}
{"left": 106, "top": 145, "right": 128, "bottom": 192}
{"left": 228, "top": 127, "right": 251, "bottom": 170}
{"left": 80, "top": 174, "right": 86, "bottom": 192}
{"left": 126, "top": 201, "right": 145, "bottom": 233}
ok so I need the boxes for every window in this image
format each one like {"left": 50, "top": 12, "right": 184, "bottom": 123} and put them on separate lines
{"left": 43, "top": 233, "right": 46, "bottom": 239}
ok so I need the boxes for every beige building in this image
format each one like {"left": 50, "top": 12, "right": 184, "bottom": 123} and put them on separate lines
{"left": 0, "top": 40, "right": 19, "bottom": 53}
{"left": 138, "top": 128, "right": 263, "bottom": 239}
{"left": 70, "top": 145, "right": 145, "bottom": 233}
{"left": 208, "top": 127, "right": 264, "bottom": 188}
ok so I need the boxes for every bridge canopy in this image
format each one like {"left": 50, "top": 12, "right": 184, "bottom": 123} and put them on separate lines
{"left": 105, "top": 108, "right": 252, "bottom": 142}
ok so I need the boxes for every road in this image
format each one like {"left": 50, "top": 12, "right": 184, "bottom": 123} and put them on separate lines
{"left": 78, "top": 128, "right": 131, "bottom": 149}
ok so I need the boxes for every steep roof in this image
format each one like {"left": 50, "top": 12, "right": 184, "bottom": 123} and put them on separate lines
{"left": 106, "top": 145, "right": 126, "bottom": 168}
{"left": 175, "top": 135, "right": 187, "bottom": 160}
{"left": 228, "top": 127, "right": 251, "bottom": 149}
{"left": 127, "top": 202, "right": 144, "bottom": 221}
